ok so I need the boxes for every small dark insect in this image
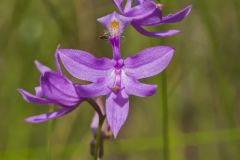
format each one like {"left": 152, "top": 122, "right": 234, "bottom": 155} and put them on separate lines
{"left": 99, "top": 31, "right": 111, "bottom": 40}
{"left": 99, "top": 31, "right": 125, "bottom": 40}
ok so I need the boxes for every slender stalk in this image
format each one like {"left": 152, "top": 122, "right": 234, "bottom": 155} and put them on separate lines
{"left": 94, "top": 115, "right": 105, "bottom": 160}
{"left": 85, "top": 98, "right": 104, "bottom": 118}
{"left": 162, "top": 70, "right": 169, "bottom": 160}
{"left": 47, "top": 106, "right": 54, "bottom": 160}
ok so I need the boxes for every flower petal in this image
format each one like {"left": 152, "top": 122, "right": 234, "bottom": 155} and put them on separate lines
{"left": 134, "top": 7, "right": 162, "bottom": 26}
{"left": 122, "top": 73, "right": 157, "bottom": 97}
{"left": 34, "top": 86, "right": 43, "bottom": 97}
{"left": 112, "top": 0, "right": 124, "bottom": 13}
{"left": 124, "top": 0, "right": 132, "bottom": 12}
{"left": 34, "top": 60, "right": 51, "bottom": 74}
{"left": 58, "top": 49, "right": 113, "bottom": 82}
{"left": 97, "top": 12, "right": 131, "bottom": 35}
{"left": 160, "top": 5, "right": 192, "bottom": 24}
{"left": 140, "top": 5, "right": 192, "bottom": 26}
{"left": 106, "top": 90, "right": 129, "bottom": 138}
{"left": 18, "top": 89, "right": 51, "bottom": 105}
{"left": 41, "top": 72, "right": 81, "bottom": 107}
{"left": 54, "top": 45, "right": 63, "bottom": 74}
{"left": 25, "top": 106, "right": 78, "bottom": 123}
{"left": 137, "top": 0, "right": 145, "bottom": 4}
{"left": 124, "top": 1, "right": 156, "bottom": 20}
{"left": 132, "top": 23, "right": 180, "bottom": 37}
{"left": 75, "top": 75, "right": 114, "bottom": 98}
{"left": 124, "top": 46, "right": 174, "bottom": 79}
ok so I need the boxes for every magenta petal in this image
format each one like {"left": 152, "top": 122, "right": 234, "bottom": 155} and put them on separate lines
{"left": 106, "top": 90, "right": 129, "bottom": 138}
{"left": 34, "top": 86, "right": 43, "bottom": 97}
{"left": 34, "top": 60, "right": 51, "bottom": 74}
{"left": 122, "top": 73, "right": 157, "bottom": 97}
{"left": 139, "top": 5, "right": 192, "bottom": 26}
{"left": 25, "top": 106, "right": 78, "bottom": 123}
{"left": 160, "top": 5, "right": 192, "bottom": 24}
{"left": 41, "top": 72, "right": 81, "bottom": 107}
{"left": 112, "top": 0, "right": 124, "bottom": 13}
{"left": 124, "top": 46, "right": 174, "bottom": 79}
{"left": 137, "top": 0, "right": 145, "bottom": 4}
{"left": 135, "top": 8, "right": 162, "bottom": 26}
{"left": 58, "top": 49, "right": 113, "bottom": 82}
{"left": 75, "top": 76, "right": 114, "bottom": 98}
{"left": 54, "top": 45, "right": 63, "bottom": 75}
{"left": 18, "top": 89, "right": 51, "bottom": 105}
{"left": 124, "top": 1, "right": 156, "bottom": 20}
{"left": 132, "top": 23, "right": 180, "bottom": 37}
{"left": 124, "top": 0, "right": 132, "bottom": 12}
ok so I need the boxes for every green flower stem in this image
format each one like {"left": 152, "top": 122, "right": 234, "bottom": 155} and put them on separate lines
{"left": 94, "top": 115, "right": 105, "bottom": 160}
{"left": 47, "top": 106, "right": 54, "bottom": 160}
{"left": 85, "top": 98, "right": 105, "bottom": 160}
{"left": 162, "top": 70, "right": 169, "bottom": 160}
{"left": 86, "top": 98, "right": 104, "bottom": 118}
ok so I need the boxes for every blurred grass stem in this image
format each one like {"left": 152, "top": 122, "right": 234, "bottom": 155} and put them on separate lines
{"left": 94, "top": 115, "right": 105, "bottom": 160}
{"left": 162, "top": 70, "right": 169, "bottom": 160}
{"left": 47, "top": 106, "right": 54, "bottom": 160}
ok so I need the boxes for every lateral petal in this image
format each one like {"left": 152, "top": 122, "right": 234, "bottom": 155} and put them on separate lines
{"left": 106, "top": 90, "right": 129, "bottom": 138}
{"left": 132, "top": 23, "right": 180, "bottom": 37}
{"left": 140, "top": 5, "right": 192, "bottom": 26}
{"left": 160, "top": 5, "right": 192, "bottom": 24}
{"left": 58, "top": 49, "right": 113, "bottom": 82}
{"left": 34, "top": 86, "right": 43, "bottom": 97}
{"left": 25, "top": 106, "right": 78, "bottom": 123}
{"left": 54, "top": 45, "right": 63, "bottom": 74}
{"left": 124, "top": 0, "right": 132, "bottom": 12}
{"left": 124, "top": 46, "right": 174, "bottom": 79}
{"left": 41, "top": 72, "right": 81, "bottom": 107}
{"left": 112, "top": 0, "right": 124, "bottom": 13}
{"left": 124, "top": 1, "right": 156, "bottom": 20}
{"left": 18, "top": 89, "right": 51, "bottom": 105}
{"left": 75, "top": 75, "right": 114, "bottom": 98}
{"left": 122, "top": 73, "right": 157, "bottom": 97}
{"left": 34, "top": 60, "right": 51, "bottom": 75}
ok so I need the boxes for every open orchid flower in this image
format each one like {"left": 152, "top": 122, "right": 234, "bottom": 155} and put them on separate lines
{"left": 112, "top": 0, "right": 192, "bottom": 37}
{"left": 58, "top": 43, "right": 174, "bottom": 138}
{"left": 18, "top": 49, "right": 83, "bottom": 123}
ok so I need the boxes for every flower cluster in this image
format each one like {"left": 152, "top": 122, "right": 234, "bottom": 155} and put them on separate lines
{"left": 18, "top": 0, "right": 191, "bottom": 158}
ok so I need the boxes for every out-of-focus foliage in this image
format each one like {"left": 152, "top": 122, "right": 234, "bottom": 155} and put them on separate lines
{"left": 0, "top": 0, "right": 239, "bottom": 159}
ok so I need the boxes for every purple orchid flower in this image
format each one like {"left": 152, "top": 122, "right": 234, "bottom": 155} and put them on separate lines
{"left": 58, "top": 46, "right": 174, "bottom": 138}
{"left": 57, "top": 13, "right": 174, "bottom": 138}
{"left": 18, "top": 49, "right": 83, "bottom": 123}
{"left": 112, "top": 0, "right": 192, "bottom": 37}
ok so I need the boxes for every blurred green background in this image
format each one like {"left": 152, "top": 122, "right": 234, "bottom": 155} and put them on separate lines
{"left": 0, "top": 0, "right": 240, "bottom": 159}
